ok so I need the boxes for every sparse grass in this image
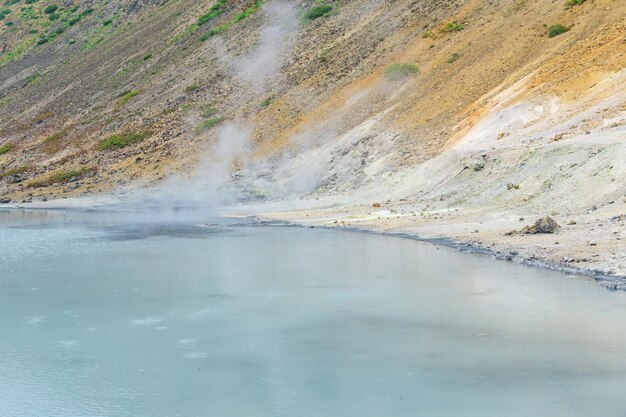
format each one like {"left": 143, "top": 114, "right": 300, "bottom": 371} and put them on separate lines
{"left": 384, "top": 63, "right": 419, "bottom": 80}
{"left": 442, "top": 21, "right": 465, "bottom": 32}
{"left": 202, "top": 105, "right": 218, "bottom": 117}
{"left": 548, "top": 24, "right": 570, "bottom": 37}
{"left": 197, "top": 0, "right": 262, "bottom": 42}
{"left": 98, "top": 131, "right": 150, "bottom": 150}
{"left": 447, "top": 52, "right": 460, "bottom": 63}
{"left": 0, "top": 166, "right": 27, "bottom": 179}
{"left": 422, "top": 30, "right": 432, "bottom": 38}
{"left": 305, "top": 4, "right": 332, "bottom": 21}
{"left": 185, "top": 84, "right": 200, "bottom": 93}
{"left": 0, "top": 143, "right": 13, "bottom": 155}
{"left": 27, "top": 167, "right": 95, "bottom": 188}
{"left": 41, "top": 130, "right": 67, "bottom": 154}
{"left": 232, "top": 0, "right": 262, "bottom": 23}
{"left": 199, "top": 117, "right": 224, "bottom": 130}
{"left": 117, "top": 90, "right": 140, "bottom": 105}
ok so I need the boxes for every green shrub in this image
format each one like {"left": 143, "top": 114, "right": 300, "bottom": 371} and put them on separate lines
{"left": 68, "top": 16, "right": 80, "bottom": 25}
{"left": 548, "top": 24, "right": 569, "bottom": 37}
{"left": 305, "top": 5, "right": 332, "bottom": 21}
{"left": 384, "top": 63, "right": 419, "bottom": 80}
{"left": 102, "top": 18, "right": 113, "bottom": 26}
{"left": 117, "top": 90, "right": 140, "bottom": 105}
{"left": 566, "top": 0, "right": 585, "bottom": 5}
{"left": 143, "top": 53, "right": 152, "bottom": 60}
{"left": 25, "top": 0, "right": 38, "bottom": 4}
{"left": 36, "top": 37, "right": 49, "bottom": 45}
{"left": 422, "top": 30, "right": 432, "bottom": 38}
{"left": 44, "top": 4, "right": 58, "bottom": 14}
{"left": 98, "top": 131, "right": 149, "bottom": 150}
{"left": 447, "top": 52, "right": 460, "bottom": 63}
{"left": 259, "top": 97, "right": 272, "bottom": 108}
{"left": 0, "top": 143, "right": 13, "bottom": 155}
{"left": 442, "top": 21, "right": 465, "bottom": 32}
{"left": 79, "top": 8, "right": 93, "bottom": 18}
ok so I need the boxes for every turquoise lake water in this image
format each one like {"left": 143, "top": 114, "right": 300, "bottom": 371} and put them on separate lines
{"left": 1, "top": 209, "right": 625, "bottom": 417}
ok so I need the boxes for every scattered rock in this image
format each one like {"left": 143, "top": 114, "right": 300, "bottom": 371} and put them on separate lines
{"left": 507, "top": 183, "right": 520, "bottom": 190}
{"left": 0, "top": 198, "right": 12, "bottom": 204}
{"left": 372, "top": 202, "right": 381, "bottom": 208}
{"left": 567, "top": 220, "right": 577, "bottom": 225}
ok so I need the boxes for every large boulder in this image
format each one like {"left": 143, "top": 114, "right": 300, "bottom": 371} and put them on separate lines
{"left": 534, "top": 216, "right": 560, "bottom": 234}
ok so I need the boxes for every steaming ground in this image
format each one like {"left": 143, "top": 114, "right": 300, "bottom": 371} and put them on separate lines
{"left": 1, "top": 0, "right": 624, "bottom": 287}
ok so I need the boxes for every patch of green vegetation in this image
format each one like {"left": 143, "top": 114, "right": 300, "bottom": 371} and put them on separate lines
{"left": 28, "top": 167, "right": 95, "bottom": 187}
{"left": 422, "top": 30, "right": 433, "bottom": 38}
{"left": 24, "top": 71, "right": 42, "bottom": 86}
{"left": 196, "top": 0, "right": 226, "bottom": 27}
{"left": 82, "top": 34, "right": 105, "bottom": 50}
{"left": 185, "top": 84, "right": 200, "bottom": 93}
{"left": 200, "top": 28, "right": 220, "bottom": 41}
{"left": 3, "top": 0, "right": 19, "bottom": 6}
{"left": 199, "top": 117, "right": 224, "bottom": 130}
{"left": 548, "top": 24, "right": 569, "bottom": 37}
{"left": 566, "top": 0, "right": 585, "bottom": 5}
{"left": 102, "top": 17, "right": 113, "bottom": 26}
{"left": 98, "top": 131, "right": 149, "bottom": 151}
{"left": 0, "top": 143, "right": 13, "bottom": 155}
{"left": 442, "top": 21, "right": 465, "bottom": 32}
{"left": 259, "top": 97, "right": 272, "bottom": 108}
{"left": 198, "top": 0, "right": 262, "bottom": 42}
{"left": 0, "top": 166, "right": 27, "bottom": 179}
{"left": 44, "top": 4, "right": 58, "bottom": 14}
{"left": 232, "top": 0, "right": 262, "bottom": 23}
{"left": 117, "top": 90, "right": 140, "bottom": 105}
{"left": 143, "top": 53, "right": 152, "bottom": 60}
{"left": 305, "top": 4, "right": 332, "bottom": 21}
{"left": 384, "top": 63, "right": 419, "bottom": 80}
{"left": 25, "top": 0, "right": 38, "bottom": 4}
{"left": 447, "top": 52, "right": 460, "bottom": 63}
{"left": 318, "top": 48, "right": 329, "bottom": 62}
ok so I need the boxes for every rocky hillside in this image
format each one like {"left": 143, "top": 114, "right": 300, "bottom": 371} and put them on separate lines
{"left": 0, "top": 0, "right": 624, "bottom": 208}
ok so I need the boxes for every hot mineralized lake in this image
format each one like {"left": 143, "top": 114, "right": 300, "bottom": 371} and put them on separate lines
{"left": 1, "top": 210, "right": 625, "bottom": 417}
